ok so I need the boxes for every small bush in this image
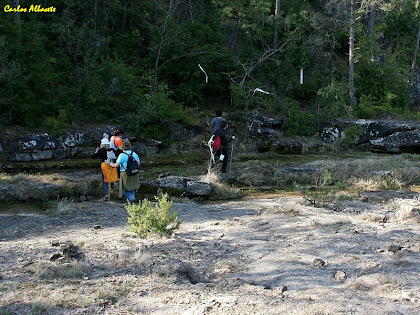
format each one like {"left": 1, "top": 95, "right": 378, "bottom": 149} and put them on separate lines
{"left": 341, "top": 125, "right": 362, "bottom": 149}
{"left": 379, "top": 173, "right": 402, "bottom": 190}
{"left": 126, "top": 193, "right": 181, "bottom": 238}
{"left": 298, "top": 170, "right": 346, "bottom": 207}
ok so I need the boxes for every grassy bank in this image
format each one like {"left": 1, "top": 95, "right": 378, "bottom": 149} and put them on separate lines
{"left": 0, "top": 153, "right": 419, "bottom": 204}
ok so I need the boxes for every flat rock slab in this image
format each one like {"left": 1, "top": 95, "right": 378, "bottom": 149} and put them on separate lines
{"left": 359, "top": 190, "right": 419, "bottom": 203}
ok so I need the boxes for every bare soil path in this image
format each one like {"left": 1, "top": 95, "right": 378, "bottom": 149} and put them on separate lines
{"left": 1, "top": 194, "right": 419, "bottom": 314}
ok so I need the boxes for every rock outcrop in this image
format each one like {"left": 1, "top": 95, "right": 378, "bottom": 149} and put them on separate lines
{"left": 370, "top": 130, "right": 420, "bottom": 153}
{"left": 139, "top": 175, "right": 211, "bottom": 197}
{"left": 320, "top": 119, "right": 420, "bottom": 153}
{"left": 0, "top": 123, "right": 204, "bottom": 163}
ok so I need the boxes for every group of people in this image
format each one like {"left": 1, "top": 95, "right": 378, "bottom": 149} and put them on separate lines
{"left": 92, "top": 129, "right": 140, "bottom": 204}
{"left": 210, "top": 110, "right": 236, "bottom": 178}
{"left": 92, "top": 111, "right": 234, "bottom": 204}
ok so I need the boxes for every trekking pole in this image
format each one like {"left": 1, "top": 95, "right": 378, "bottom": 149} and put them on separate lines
{"left": 229, "top": 138, "right": 235, "bottom": 173}
{"left": 208, "top": 136, "right": 214, "bottom": 174}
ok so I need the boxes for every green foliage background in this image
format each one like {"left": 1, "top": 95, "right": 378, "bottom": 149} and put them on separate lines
{"left": 0, "top": 0, "right": 419, "bottom": 139}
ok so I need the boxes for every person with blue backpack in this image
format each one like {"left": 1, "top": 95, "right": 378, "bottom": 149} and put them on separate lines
{"left": 109, "top": 140, "right": 140, "bottom": 204}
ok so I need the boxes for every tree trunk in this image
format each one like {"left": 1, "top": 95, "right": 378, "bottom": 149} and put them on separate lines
{"left": 154, "top": 0, "right": 159, "bottom": 25}
{"left": 188, "top": 0, "right": 193, "bottom": 20}
{"left": 349, "top": 0, "right": 357, "bottom": 107}
{"left": 94, "top": 0, "right": 98, "bottom": 32}
{"left": 12, "top": 0, "right": 21, "bottom": 26}
{"left": 153, "top": 0, "right": 174, "bottom": 92}
{"left": 273, "top": 0, "right": 280, "bottom": 51}
{"left": 409, "top": 22, "right": 420, "bottom": 104}
{"left": 368, "top": 3, "right": 376, "bottom": 38}
{"left": 411, "top": 23, "right": 420, "bottom": 75}
{"left": 122, "top": 0, "right": 127, "bottom": 30}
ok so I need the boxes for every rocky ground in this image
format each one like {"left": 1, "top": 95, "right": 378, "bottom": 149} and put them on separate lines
{"left": 1, "top": 191, "right": 420, "bottom": 314}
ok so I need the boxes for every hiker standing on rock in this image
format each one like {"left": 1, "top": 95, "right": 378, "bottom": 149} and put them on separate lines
{"left": 109, "top": 140, "right": 140, "bottom": 205}
{"left": 213, "top": 120, "right": 235, "bottom": 179}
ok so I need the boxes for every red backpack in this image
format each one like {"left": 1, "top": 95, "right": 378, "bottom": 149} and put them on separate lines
{"left": 213, "top": 136, "right": 221, "bottom": 151}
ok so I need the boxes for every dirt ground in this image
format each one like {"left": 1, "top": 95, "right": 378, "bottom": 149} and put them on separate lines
{"left": 1, "top": 193, "right": 420, "bottom": 314}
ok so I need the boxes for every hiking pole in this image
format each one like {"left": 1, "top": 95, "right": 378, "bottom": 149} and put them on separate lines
{"left": 207, "top": 136, "right": 215, "bottom": 174}
{"left": 229, "top": 138, "right": 235, "bottom": 173}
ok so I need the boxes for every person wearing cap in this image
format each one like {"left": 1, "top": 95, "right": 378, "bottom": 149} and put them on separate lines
{"left": 110, "top": 140, "right": 140, "bottom": 204}
{"left": 92, "top": 138, "right": 113, "bottom": 200}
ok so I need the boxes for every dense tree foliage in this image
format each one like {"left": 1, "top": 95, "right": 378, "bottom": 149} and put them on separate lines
{"left": 0, "top": 0, "right": 418, "bottom": 138}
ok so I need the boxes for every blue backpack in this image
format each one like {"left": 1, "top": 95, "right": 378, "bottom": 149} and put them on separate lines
{"left": 124, "top": 152, "right": 139, "bottom": 176}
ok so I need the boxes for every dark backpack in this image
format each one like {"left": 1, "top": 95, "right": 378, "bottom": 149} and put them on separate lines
{"left": 212, "top": 136, "right": 221, "bottom": 151}
{"left": 124, "top": 152, "right": 139, "bottom": 176}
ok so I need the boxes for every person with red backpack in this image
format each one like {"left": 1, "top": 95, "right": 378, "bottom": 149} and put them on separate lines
{"left": 211, "top": 120, "right": 235, "bottom": 178}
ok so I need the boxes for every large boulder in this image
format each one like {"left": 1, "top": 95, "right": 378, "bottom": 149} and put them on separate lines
{"left": 11, "top": 133, "right": 57, "bottom": 161}
{"left": 248, "top": 111, "right": 283, "bottom": 138}
{"left": 320, "top": 127, "right": 341, "bottom": 143}
{"left": 320, "top": 120, "right": 420, "bottom": 154}
{"left": 359, "top": 190, "right": 419, "bottom": 203}
{"left": 272, "top": 139, "right": 303, "bottom": 154}
{"left": 139, "top": 176, "right": 211, "bottom": 197}
{"left": 370, "top": 130, "right": 420, "bottom": 153}
{"left": 354, "top": 120, "right": 418, "bottom": 145}
{"left": 246, "top": 111, "right": 305, "bottom": 154}
{"left": 186, "top": 180, "right": 212, "bottom": 196}
{"left": 158, "top": 176, "right": 188, "bottom": 194}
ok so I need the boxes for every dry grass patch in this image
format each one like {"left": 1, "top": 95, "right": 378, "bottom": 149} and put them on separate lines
{"left": 349, "top": 177, "right": 382, "bottom": 191}
{"left": 234, "top": 163, "right": 267, "bottom": 187}
{"left": 347, "top": 278, "right": 372, "bottom": 291}
{"left": 307, "top": 154, "right": 419, "bottom": 188}
{"left": 202, "top": 173, "right": 242, "bottom": 200}
{"left": 373, "top": 274, "right": 403, "bottom": 294}
{"left": 347, "top": 274, "right": 403, "bottom": 295}
{"left": 112, "top": 247, "right": 152, "bottom": 269}
{"left": 271, "top": 200, "right": 302, "bottom": 215}
{"left": 0, "top": 172, "right": 101, "bottom": 202}
{"left": 328, "top": 220, "right": 352, "bottom": 230}
{"left": 1, "top": 282, "right": 93, "bottom": 313}
{"left": 212, "top": 259, "right": 246, "bottom": 274}
{"left": 35, "top": 260, "right": 92, "bottom": 280}
{"left": 54, "top": 197, "right": 76, "bottom": 214}
{"left": 359, "top": 212, "right": 387, "bottom": 222}
{"left": 0, "top": 173, "right": 12, "bottom": 180}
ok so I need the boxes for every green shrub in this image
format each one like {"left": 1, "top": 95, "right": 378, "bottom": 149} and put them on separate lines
{"left": 316, "top": 79, "right": 351, "bottom": 119}
{"left": 280, "top": 99, "right": 318, "bottom": 137}
{"left": 297, "top": 170, "right": 347, "bottom": 207}
{"left": 341, "top": 125, "right": 362, "bottom": 149}
{"left": 379, "top": 173, "right": 402, "bottom": 190}
{"left": 126, "top": 193, "right": 181, "bottom": 238}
